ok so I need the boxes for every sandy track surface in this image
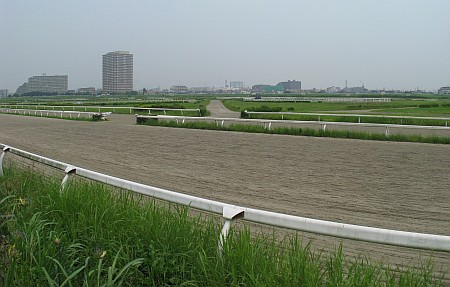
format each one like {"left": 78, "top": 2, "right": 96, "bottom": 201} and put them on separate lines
{"left": 1, "top": 113, "right": 449, "bottom": 277}
{"left": 206, "top": 100, "right": 240, "bottom": 118}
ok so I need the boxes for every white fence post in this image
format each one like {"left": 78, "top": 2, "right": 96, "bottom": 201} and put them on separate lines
{"left": 0, "top": 146, "right": 10, "bottom": 176}
{"left": 218, "top": 206, "right": 245, "bottom": 253}
{"left": 61, "top": 166, "right": 76, "bottom": 191}
{"left": 385, "top": 127, "right": 390, "bottom": 137}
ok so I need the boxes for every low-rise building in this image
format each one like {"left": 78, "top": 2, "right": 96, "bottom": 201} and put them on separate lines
{"left": 251, "top": 85, "right": 270, "bottom": 92}
{"left": 0, "top": 89, "right": 8, "bottom": 98}
{"left": 77, "top": 87, "right": 96, "bottom": 95}
{"left": 170, "top": 85, "right": 189, "bottom": 93}
{"left": 277, "top": 80, "right": 301, "bottom": 91}
{"left": 438, "top": 86, "right": 450, "bottom": 94}
{"left": 189, "top": 87, "right": 211, "bottom": 93}
{"left": 326, "top": 86, "right": 341, "bottom": 93}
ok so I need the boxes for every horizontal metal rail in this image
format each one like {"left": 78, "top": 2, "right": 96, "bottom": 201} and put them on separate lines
{"left": 245, "top": 111, "right": 450, "bottom": 125}
{"left": 0, "top": 105, "right": 201, "bottom": 115}
{"left": 0, "top": 108, "right": 110, "bottom": 119}
{"left": 133, "top": 107, "right": 201, "bottom": 116}
{"left": 1, "top": 143, "right": 449, "bottom": 252}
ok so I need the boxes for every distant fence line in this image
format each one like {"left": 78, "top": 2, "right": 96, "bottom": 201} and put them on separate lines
{"left": 242, "top": 97, "right": 392, "bottom": 103}
{"left": 215, "top": 97, "right": 392, "bottom": 103}
{"left": 1, "top": 144, "right": 449, "bottom": 252}
{"left": 0, "top": 105, "right": 201, "bottom": 115}
{"left": 244, "top": 111, "right": 450, "bottom": 126}
{"left": 136, "top": 115, "right": 450, "bottom": 137}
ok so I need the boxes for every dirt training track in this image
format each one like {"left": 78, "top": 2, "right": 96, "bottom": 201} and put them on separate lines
{"left": 1, "top": 113, "right": 449, "bottom": 276}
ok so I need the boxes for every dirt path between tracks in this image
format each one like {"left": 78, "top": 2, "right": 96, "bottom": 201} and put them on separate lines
{"left": 1, "top": 113, "right": 449, "bottom": 277}
{"left": 206, "top": 100, "right": 241, "bottom": 118}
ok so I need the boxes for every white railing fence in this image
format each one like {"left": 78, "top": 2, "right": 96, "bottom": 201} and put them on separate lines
{"left": 136, "top": 115, "right": 450, "bottom": 137}
{"left": 0, "top": 108, "right": 110, "bottom": 120}
{"left": 0, "top": 105, "right": 201, "bottom": 116}
{"left": 244, "top": 111, "right": 450, "bottom": 127}
{"left": 242, "top": 97, "right": 392, "bottom": 103}
{"left": 1, "top": 144, "right": 449, "bottom": 252}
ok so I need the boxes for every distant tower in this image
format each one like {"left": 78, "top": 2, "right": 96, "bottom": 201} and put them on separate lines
{"left": 225, "top": 80, "right": 228, "bottom": 88}
{"left": 345, "top": 80, "right": 348, "bottom": 89}
{"left": 102, "top": 51, "right": 133, "bottom": 93}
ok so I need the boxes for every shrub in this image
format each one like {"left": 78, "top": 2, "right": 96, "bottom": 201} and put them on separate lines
{"left": 247, "top": 105, "right": 282, "bottom": 112}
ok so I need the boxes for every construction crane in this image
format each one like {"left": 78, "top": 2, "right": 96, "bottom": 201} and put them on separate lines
{"left": 359, "top": 80, "right": 365, "bottom": 88}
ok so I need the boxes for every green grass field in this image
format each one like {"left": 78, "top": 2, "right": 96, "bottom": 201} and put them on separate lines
{"left": 0, "top": 164, "right": 445, "bottom": 286}
{"left": 223, "top": 99, "right": 450, "bottom": 117}
{"left": 139, "top": 119, "right": 450, "bottom": 144}
{"left": 0, "top": 98, "right": 210, "bottom": 117}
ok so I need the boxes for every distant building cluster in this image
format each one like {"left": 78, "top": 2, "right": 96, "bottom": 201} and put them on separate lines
{"left": 9, "top": 50, "right": 449, "bottom": 96}
{"left": 229, "top": 81, "right": 244, "bottom": 89}
{"left": 170, "top": 85, "right": 189, "bottom": 93}
{"left": 16, "top": 75, "right": 68, "bottom": 96}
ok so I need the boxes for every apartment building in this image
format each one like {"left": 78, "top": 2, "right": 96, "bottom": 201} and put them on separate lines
{"left": 102, "top": 51, "right": 133, "bottom": 93}
{"left": 16, "top": 75, "right": 68, "bottom": 95}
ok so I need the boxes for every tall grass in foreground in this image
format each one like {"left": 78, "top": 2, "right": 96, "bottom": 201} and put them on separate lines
{"left": 141, "top": 120, "right": 450, "bottom": 144}
{"left": 0, "top": 165, "right": 445, "bottom": 286}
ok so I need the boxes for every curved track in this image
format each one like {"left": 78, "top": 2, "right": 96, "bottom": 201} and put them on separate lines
{"left": 0, "top": 113, "right": 449, "bottom": 277}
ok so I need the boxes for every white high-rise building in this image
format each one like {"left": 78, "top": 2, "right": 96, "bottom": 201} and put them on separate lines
{"left": 102, "top": 51, "right": 133, "bottom": 93}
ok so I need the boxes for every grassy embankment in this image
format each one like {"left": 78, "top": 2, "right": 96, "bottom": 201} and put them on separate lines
{"left": 223, "top": 100, "right": 450, "bottom": 126}
{"left": 0, "top": 164, "right": 445, "bottom": 286}
{"left": 140, "top": 120, "right": 450, "bottom": 144}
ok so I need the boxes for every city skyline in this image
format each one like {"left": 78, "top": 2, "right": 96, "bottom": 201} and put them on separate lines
{"left": 1, "top": 1, "right": 449, "bottom": 92}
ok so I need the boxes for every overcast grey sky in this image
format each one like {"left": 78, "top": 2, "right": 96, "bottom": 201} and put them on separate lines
{"left": 1, "top": 0, "right": 449, "bottom": 92}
